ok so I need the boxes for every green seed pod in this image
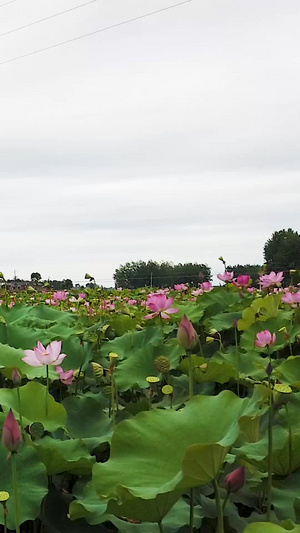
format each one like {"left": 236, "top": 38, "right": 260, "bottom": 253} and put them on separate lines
{"left": 102, "top": 385, "right": 112, "bottom": 398}
{"left": 162, "top": 385, "right": 173, "bottom": 395}
{"left": 29, "top": 422, "right": 44, "bottom": 440}
{"left": 91, "top": 362, "right": 104, "bottom": 381}
{"left": 154, "top": 356, "right": 171, "bottom": 373}
{"left": 273, "top": 384, "right": 292, "bottom": 407}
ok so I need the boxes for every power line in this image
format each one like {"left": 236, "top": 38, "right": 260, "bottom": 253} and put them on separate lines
{"left": 0, "top": 0, "right": 192, "bottom": 66}
{"left": 0, "top": 0, "right": 15, "bottom": 7}
{"left": 0, "top": 0, "right": 97, "bottom": 39}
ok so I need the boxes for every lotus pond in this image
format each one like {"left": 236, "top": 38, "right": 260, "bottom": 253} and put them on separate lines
{"left": 1, "top": 274, "right": 300, "bottom": 533}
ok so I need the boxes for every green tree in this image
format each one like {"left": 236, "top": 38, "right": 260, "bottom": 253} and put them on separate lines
{"left": 30, "top": 272, "right": 42, "bottom": 282}
{"left": 264, "top": 229, "right": 300, "bottom": 282}
{"left": 113, "top": 261, "right": 211, "bottom": 289}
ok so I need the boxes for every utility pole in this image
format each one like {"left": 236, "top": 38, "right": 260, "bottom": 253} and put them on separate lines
{"left": 150, "top": 272, "right": 153, "bottom": 288}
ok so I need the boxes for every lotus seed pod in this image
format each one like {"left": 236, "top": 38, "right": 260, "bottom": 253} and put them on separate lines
{"left": 162, "top": 385, "right": 173, "bottom": 395}
{"left": 73, "top": 369, "right": 84, "bottom": 379}
{"left": 102, "top": 385, "right": 112, "bottom": 398}
{"left": 91, "top": 362, "right": 104, "bottom": 381}
{"left": 200, "top": 363, "right": 208, "bottom": 373}
{"left": 154, "top": 356, "right": 170, "bottom": 373}
{"left": 146, "top": 376, "right": 160, "bottom": 384}
{"left": 109, "top": 352, "right": 119, "bottom": 366}
{"left": 0, "top": 491, "right": 9, "bottom": 503}
{"left": 206, "top": 336, "right": 215, "bottom": 344}
{"left": 29, "top": 422, "right": 44, "bottom": 440}
{"left": 273, "top": 384, "right": 292, "bottom": 407}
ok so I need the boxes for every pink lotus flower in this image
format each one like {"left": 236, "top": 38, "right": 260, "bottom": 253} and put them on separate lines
{"left": 177, "top": 315, "right": 198, "bottom": 349}
{"left": 145, "top": 294, "right": 179, "bottom": 320}
{"left": 79, "top": 293, "right": 86, "bottom": 299}
{"left": 56, "top": 366, "right": 74, "bottom": 386}
{"left": 174, "top": 283, "right": 188, "bottom": 291}
{"left": 127, "top": 299, "right": 137, "bottom": 305}
{"left": 191, "top": 288, "right": 203, "bottom": 296}
{"left": 255, "top": 330, "right": 276, "bottom": 348}
{"left": 233, "top": 275, "right": 251, "bottom": 288}
{"left": 260, "top": 271, "right": 284, "bottom": 289}
{"left": 224, "top": 466, "right": 245, "bottom": 493}
{"left": 53, "top": 291, "right": 68, "bottom": 301}
{"left": 22, "top": 340, "right": 67, "bottom": 367}
{"left": 201, "top": 281, "right": 213, "bottom": 292}
{"left": 217, "top": 271, "right": 234, "bottom": 282}
{"left": 2, "top": 409, "right": 22, "bottom": 453}
{"left": 282, "top": 290, "right": 300, "bottom": 305}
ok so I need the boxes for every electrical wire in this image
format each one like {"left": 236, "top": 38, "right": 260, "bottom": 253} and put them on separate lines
{"left": 0, "top": 0, "right": 15, "bottom": 7}
{"left": 0, "top": 0, "right": 97, "bottom": 39}
{"left": 0, "top": 0, "right": 192, "bottom": 66}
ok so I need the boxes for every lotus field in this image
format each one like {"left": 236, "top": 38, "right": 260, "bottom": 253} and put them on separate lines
{"left": 1, "top": 272, "right": 300, "bottom": 533}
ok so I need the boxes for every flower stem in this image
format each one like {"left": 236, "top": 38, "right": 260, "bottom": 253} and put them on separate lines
{"left": 11, "top": 453, "right": 20, "bottom": 533}
{"left": 189, "top": 487, "right": 194, "bottom": 532}
{"left": 111, "top": 371, "right": 116, "bottom": 428}
{"left": 188, "top": 352, "right": 194, "bottom": 400}
{"left": 285, "top": 404, "right": 293, "bottom": 476}
{"left": 234, "top": 327, "right": 240, "bottom": 397}
{"left": 266, "top": 385, "right": 274, "bottom": 521}
{"left": 45, "top": 365, "right": 49, "bottom": 418}
{"left": 212, "top": 479, "right": 224, "bottom": 533}
{"left": 16, "top": 387, "right": 24, "bottom": 433}
{"left": 158, "top": 520, "right": 164, "bottom": 533}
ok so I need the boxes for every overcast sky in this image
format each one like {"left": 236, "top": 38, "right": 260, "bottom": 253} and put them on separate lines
{"left": 0, "top": 0, "right": 299, "bottom": 285}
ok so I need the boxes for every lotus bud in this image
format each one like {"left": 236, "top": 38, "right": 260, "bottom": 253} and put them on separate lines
{"left": 154, "top": 356, "right": 170, "bottom": 373}
{"left": 273, "top": 384, "right": 292, "bottom": 407}
{"left": 12, "top": 368, "right": 22, "bottom": 385}
{"left": 177, "top": 315, "right": 198, "bottom": 350}
{"left": 266, "top": 362, "right": 273, "bottom": 376}
{"left": 224, "top": 466, "right": 245, "bottom": 493}
{"left": 2, "top": 409, "right": 22, "bottom": 454}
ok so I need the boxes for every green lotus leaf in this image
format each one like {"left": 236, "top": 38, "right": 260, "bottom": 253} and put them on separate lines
{"left": 179, "top": 355, "right": 237, "bottom": 384}
{"left": 208, "top": 311, "right": 242, "bottom": 331}
{"left": 0, "top": 381, "right": 67, "bottom": 431}
{"left": 275, "top": 356, "right": 300, "bottom": 389}
{"left": 93, "top": 391, "right": 261, "bottom": 502}
{"left": 63, "top": 394, "right": 113, "bottom": 449}
{"left": 99, "top": 327, "right": 162, "bottom": 361}
{"left": 244, "top": 524, "right": 300, "bottom": 532}
{"left": 34, "top": 436, "right": 95, "bottom": 475}
{"left": 107, "top": 490, "right": 182, "bottom": 523}
{"left": 272, "top": 474, "right": 300, "bottom": 523}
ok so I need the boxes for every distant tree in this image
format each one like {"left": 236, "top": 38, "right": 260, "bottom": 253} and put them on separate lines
{"left": 113, "top": 261, "right": 211, "bottom": 289}
{"left": 30, "top": 272, "right": 41, "bottom": 282}
{"left": 227, "top": 264, "right": 263, "bottom": 288}
{"left": 264, "top": 229, "right": 300, "bottom": 283}
{"left": 62, "top": 279, "right": 73, "bottom": 290}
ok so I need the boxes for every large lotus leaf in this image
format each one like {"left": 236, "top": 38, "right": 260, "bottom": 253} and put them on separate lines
{"left": 70, "top": 483, "right": 202, "bottom": 532}
{"left": 0, "top": 381, "right": 67, "bottom": 431}
{"left": 34, "top": 436, "right": 95, "bottom": 475}
{"left": 99, "top": 327, "right": 162, "bottom": 360}
{"left": 179, "top": 355, "right": 237, "bottom": 384}
{"left": 235, "top": 425, "right": 300, "bottom": 476}
{"left": 0, "top": 304, "right": 92, "bottom": 370}
{"left": 63, "top": 394, "right": 113, "bottom": 449}
{"left": 272, "top": 474, "right": 300, "bottom": 523}
{"left": 244, "top": 525, "right": 300, "bottom": 533}
{"left": 208, "top": 311, "right": 242, "bottom": 332}
{"left": 275, "top": 357, "right": 300, "bottom": 389}
{"left": 214, "top": 347, "right": 267, "bottom": 381}
{"left": 0, "top": 413, "right": 48, "bottom": 530}
{"left": 177, "top": 302, "right": 204, "bottom": 322}
{"left": 238, "top": 294, "right": 287, "bottom": 332}
{"left": 107, "top": 491, "right": 182, "bottom": 523}
{"left": 69, "top": 481, "right": 109, "bottom": 524}
{"left": 181, "top": 443, "right": 229, "bottom": 482}
{"left": 93, "top": 391, "right": 261, "bottom": 502}
{"left": 196, "top": 288, "right": 242, "bottom": 319}
{"left": 110, "top": 314, "right": 138, "bottom": 336}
